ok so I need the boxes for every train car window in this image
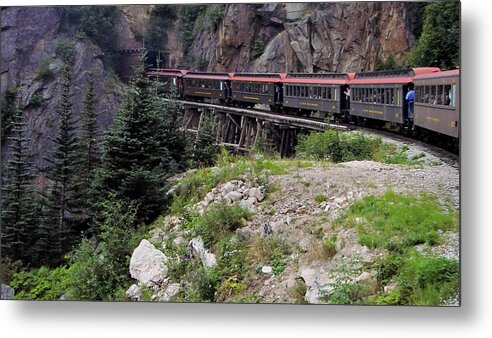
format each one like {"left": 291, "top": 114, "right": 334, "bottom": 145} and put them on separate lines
{"left": 430, "top": 85, "right": 437, "bottom": 104}
{"left": 436, "top": 85, "right": 443, "bottom": 105}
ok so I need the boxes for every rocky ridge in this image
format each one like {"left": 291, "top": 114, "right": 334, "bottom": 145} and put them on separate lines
{"left": 125, "top": 140, "right": 459, "bottom": 304}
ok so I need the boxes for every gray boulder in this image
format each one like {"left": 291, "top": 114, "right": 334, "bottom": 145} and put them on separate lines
{"left": 189, "top": 236, "right": 217, "bottom": 268}
{"left": 129, "top": 239, "right": 168, "bottom": 286}
{"left": 126, "top": 284, "right": 142, "bottom": 301}
{"left": 1, "top": 284, "right": 15, "bottom": 300}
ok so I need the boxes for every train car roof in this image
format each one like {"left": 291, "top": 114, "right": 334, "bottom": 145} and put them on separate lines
{"left": 184, "top": 72, "right": 232, "bottom": 80}
{"left": 413, "top": 68, "right": 459, "bottom": 80}
{"left": 283, "top": 72, "right": 351, "bottom": 85}
{"left": 146, "top": 68, "right": 188, "bottom": 76}
{"left": 231, "top": 73, "right": 287, "bottom": 83}
{"left": 350, "top": 67, "right": 440, "bottom": 85}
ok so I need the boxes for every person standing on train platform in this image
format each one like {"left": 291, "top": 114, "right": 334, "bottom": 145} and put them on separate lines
{"left": 405, "top": 87, "right": 415, "bottom": 119}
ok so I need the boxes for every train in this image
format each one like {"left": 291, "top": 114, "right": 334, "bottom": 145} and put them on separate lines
{"left": 146, "top": 67, "right": 460, "bottom": 150}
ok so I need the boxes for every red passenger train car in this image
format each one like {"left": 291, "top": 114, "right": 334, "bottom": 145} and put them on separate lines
{"left": 230, "top": 73, "right": 286, "bottom": 109}
{"left": 349, "top": 67, "right": 440, "bottom": 126}
{"left": 282, "top": 72, "right": 353, "bottom": 118}
{"left": 413, "top": 69, "right": 460, "bottom": 141}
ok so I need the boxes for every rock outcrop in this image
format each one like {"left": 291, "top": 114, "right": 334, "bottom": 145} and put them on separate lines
{"left": 129, "top": 239, "right": 169, "bottom": 286}
{"left": 1, "top": 284, "right": 15, "bottom": 300}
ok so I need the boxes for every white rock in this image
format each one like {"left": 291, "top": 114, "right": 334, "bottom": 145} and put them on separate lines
{"left": 173, "top": 236, "right": 187, "bottom": 247}
{"left": 224, "top": 191, "right": 243, "bottom": 203}
{"left": 157, "top": 283, "right": 181, "bottom": 302}
{"left": 261, "top": 266, "right": 273, "bottom": 274}
{"left": 240, "top": 198, "right": 256, "bottom": 211}
{"left": 249, "top": 187, "right": 265, "bottom": 202}
{"left": 204, "top": 192, "right": 215, "bottom": 203}
{"left": 1, "top": 284, "right": 15, "bottom": 300}
{"left": 126, "top": 284, "right": 142, "bottom": 300}
{"left": 129, "top": 239, "right": 168, "bottom": 286}
{"left": 189, "top": 237, "right": 217, "bottom": 268}
{"left": 222, "top": 182, "right": 236, "bottom": 194}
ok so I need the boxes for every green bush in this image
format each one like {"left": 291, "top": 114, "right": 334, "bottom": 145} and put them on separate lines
{"left": 322, "top": 236, "right": 337, "bottom": 259}
{"left": 295, "top": 130, "right": 420, "bottom": 165}
{"left": 248, "top": 236, "right": 291, "bottom": 275}
{"left": 252, "top": 37, "right": 264, "bottom": 59}
{"left": 29, "top": 92, "right": 44, "bottom": 107}
{"left": 55, "top": 36, "right": 75, "bottom": 64}
{"left": 192, "top": 202, "right": 253, "bottom": 248}
{"left": 33, "top": 57, "right": 55, "bottom": 82}
{"left": 206, "top": 5, "right": 224, "bottom": 31}
{"left": 314, "top": 194, "right": 327, "bottom": 203}
{"left": 11, "top": 266, "right": 69, "bottom": 300}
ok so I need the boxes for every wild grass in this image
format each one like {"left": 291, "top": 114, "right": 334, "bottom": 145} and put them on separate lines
{"left": 248, "top": 236, "right": 291, "bottom": 275}
{"left": 338, "top": 191, "right": 458, "bottom": 251}
{"left": 332, "top": 191, "right": 459, "bottom": 305}
{"left": 295, "top": 130, "right": 423, "bottom": 165}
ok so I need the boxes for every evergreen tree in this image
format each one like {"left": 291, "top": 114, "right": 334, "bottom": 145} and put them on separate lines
{"left": 43, "top": 64, "right": 80, "bottom": 261}
{"left": 191, "top": 110, "right": 218, "bottom": 167}
{"left": 77, "top": 72, "right": 100, "bottom": 219}
{"left": 1, "top": 101, "right": 38, "bottom": 264}
{"left": 94, "top": 61, "right": 174, "bottom": 223}
{"left": 406, "top": 1, "right": 460, "bottom": 69}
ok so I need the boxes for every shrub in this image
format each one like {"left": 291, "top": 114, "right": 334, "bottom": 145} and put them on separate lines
{"left": 252, "top": 37, "right": 264, "bottom": 59}
{"left": 206, "top": 5, "right": 224, "bottom": 31}
{"left": 295, "top": 130, "right": 420, "bottom": 165}
{"left": 289, "top": 279, "right": 308, "bottom": 304}
{"left": 374, "top": 250, "right": 459, "bottom": 306}
{"left": 193, "top": 202, "right": 253, "bottom": 248}
{"left": 33, "top": 57, "right": 55, "bottom": 82}
{"left": 11, "top": 266, "right": 70, "bottom": 300}
{"left": 248, "top": 236, "right": 291, "bottom": 275}
{"left": 322, "top": 236, "right": 337, "bottom": 259}
{"left": 314, "top": 194, "right": 327, "bottom": 203}
{"left": 29, "top": 92, "right": 44, "bottom": 107}
{"left": 56, "top": 37, "right": 76, "bottom": 64}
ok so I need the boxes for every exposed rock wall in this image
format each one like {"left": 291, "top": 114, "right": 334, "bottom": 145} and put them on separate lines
{"left": 1, "top": 7, "right": 124, "bottom": 169}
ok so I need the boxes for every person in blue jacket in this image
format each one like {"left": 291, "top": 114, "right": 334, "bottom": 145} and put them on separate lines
{"left": 405, "top": 87, "right": 415, "bottom": 120}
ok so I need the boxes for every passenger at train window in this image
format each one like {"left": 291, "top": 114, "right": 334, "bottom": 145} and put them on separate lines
{"left": 405, "top": 87, "right": 415, "bottom": 119}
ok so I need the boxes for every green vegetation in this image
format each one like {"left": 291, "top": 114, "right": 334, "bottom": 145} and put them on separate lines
{"left": 93, "top": 60, "right": 187, "bottom": 223}
{"left": 322, "top": 235, "right": 338, "bottom": 259}
{"left": 61, "top": 6, "right": 118, "bottom": 50}
{"left": 169, "top": 149, "right": 287, "bottom": 215}
{"left": 1, "top": 103, "right": 40, "bottom": 265}
{"left": 206, "top": 5, "right": 224, "bottom": 31}
{"left": 29, "top": 92, "right": 45, "bottom": 107}
{"left": 330, "top": 191, "right": 459, "bottom": 305}
{"left": 191, "top": 202, "right": 253, "bottom": 248}
{"left": 179, "top": 5, "right": 207, "bottom": 61}
{"left": 55, "top": 36, "right": 76, "bottom": 65}
{"left": 296, "top": 130, "right": 422, "bottom": 165}
{"left": 252, "top": 36, "right": 264, "bottom": 59}
{"left": 144, "top": 5, "right": 177, "bottom": 50}
{"left": 289, "top": 279, "right": 308, "bottom": 304}
{"left": 339, "top": 191, "right": 457, "bottom": 251}
{"left": 9, "top": 196, "right": 147, "bottom": 301}
{"left": 248, "top": 236, "right": 291, "bottom": 275}
{"left": 33, "top": 57, "right": 55, "bottom": 82}
{"left": 0, "top": 86, "right": 19, "bottom": 142}
{"left": 323, "top": 256, "right": 368, "bottom": 304}
{"left": 314, "top": 194, "right": 327, "bottom": 203}
{"left": 11, "top": 266, "right": 69, "bottom": 300}
{"left": 406, "top": 1, "right": 460, "bottom": 69}
{"left": 42, "top": 63, "right": 80, "bottom": 264}
{"left": 375, "top": 54, "right": 402, "bottom": 71}
{"left": 191, "top": 110, "right": 219, "bottom": 167}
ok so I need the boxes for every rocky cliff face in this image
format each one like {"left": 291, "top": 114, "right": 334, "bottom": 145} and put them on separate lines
{"left": 1, "top": 7, "right": 125, "bottom": 169}
{"left": 162, "top": 2, "right": 425, "bottom": 72}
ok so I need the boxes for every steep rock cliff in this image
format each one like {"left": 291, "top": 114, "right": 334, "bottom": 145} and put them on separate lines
{"left": 1, "top": 7, "right": 124, "bottom": 169}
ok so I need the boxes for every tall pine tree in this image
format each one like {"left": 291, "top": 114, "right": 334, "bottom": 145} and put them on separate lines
{"left": 1, "top": 100, "right": 38, "bottom": 265}
{"left": 42, "top": 63, "right": 80, "bottom": 262}
{"left": 94, "top": 61, "right": 174, "bottom": 223}
{"left": 77, "top": 71, "right": 100, "bottom": 222}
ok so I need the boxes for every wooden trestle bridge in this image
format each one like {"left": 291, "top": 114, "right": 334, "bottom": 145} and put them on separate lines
{"left": 168, "top": 99, "right": 349, "bottom": 157}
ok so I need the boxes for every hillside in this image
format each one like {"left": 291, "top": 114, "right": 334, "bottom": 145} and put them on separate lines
{"left": 125, "top": 134, "right": 459, "bottom": 305}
